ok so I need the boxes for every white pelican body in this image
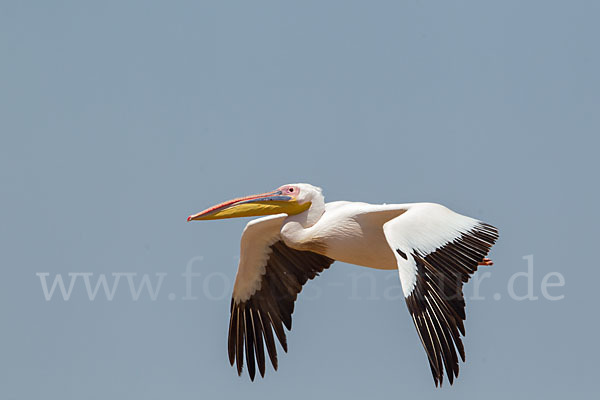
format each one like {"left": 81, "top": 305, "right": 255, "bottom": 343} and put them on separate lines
{"left": 283, "top": 201, "right": 401, "bottom": 270}
{"left": 188, "top": 183, "right": 498, "bottom": 387}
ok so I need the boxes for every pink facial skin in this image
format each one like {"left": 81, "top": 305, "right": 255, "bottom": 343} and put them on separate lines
{"left": 277, "top": 185, "right": 300, "bottom": 197}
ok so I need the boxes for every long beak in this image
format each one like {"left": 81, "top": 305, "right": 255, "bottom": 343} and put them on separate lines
{"left": 187, "top": 190, "right": 311, "bottom": 221}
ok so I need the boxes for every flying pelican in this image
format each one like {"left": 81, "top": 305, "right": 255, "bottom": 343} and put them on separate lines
{"left": 187, "top": 183, "right": 498, "bottom": 386}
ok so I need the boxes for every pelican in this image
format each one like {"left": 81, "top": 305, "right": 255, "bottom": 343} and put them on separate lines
{"left": 187, "top": 183, "right": 498, "bottom": 386}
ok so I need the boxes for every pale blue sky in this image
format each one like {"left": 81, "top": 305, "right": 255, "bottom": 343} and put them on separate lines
{"left": 1, "top": 1, "right": 598, "bottom": 399}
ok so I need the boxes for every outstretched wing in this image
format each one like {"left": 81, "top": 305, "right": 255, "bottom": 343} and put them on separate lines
{"left": 382, "top": 203, "right": 498, "bottom": 386}
{"left": 228, "top": 214, "right": 334, "bottom": 380}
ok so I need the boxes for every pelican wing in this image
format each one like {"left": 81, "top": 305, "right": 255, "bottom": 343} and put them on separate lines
{"left": 382, "top": 203, "right": 498, "bottom": 386}
{"left": 229, "top": 214, "right": 334, "bottom": 380}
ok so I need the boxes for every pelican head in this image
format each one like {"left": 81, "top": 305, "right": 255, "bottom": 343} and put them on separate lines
{"left": 188, "top": 183, "right": 322, "bottom": 221}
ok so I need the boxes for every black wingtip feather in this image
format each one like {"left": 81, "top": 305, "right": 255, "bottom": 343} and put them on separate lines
{"left": 250, "top": 309, "right": 266, "bottom": 378}
{"left": 243, "top": 309, "right": 256, "bottom": 381}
